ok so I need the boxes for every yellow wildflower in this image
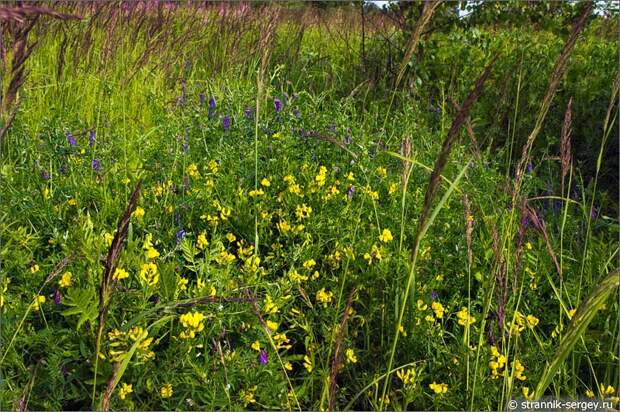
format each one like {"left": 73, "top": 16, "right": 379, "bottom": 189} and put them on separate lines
{"left": 363, "top": 244, "right": 383, "bottom": 265}
{"left": 119, "top": 383, "right": 133, "bottom": 400}
{"left": 251, "top": 340, "right": 261, "bottom": 351}
{"left": 113, "top": 267, "right": 129, "bottom": 281}
{"left": 32, "top": 295, "right": 46, "bottom": 310}
{"left": 600, "top": 384, "right": 615, "bottom": 396}
{"left": 316, "top": 288, "right": 333, "bottom": 307}
{"left": 179, "top": 311, "right": 206, "bottom": 339}
{"left": 295, "top": 204, "right": 312, "bottom": 220}
{"left": 457, "top": 307, "right": 476, "bottom": 326}
{"left": 30, "top": 264, "right": 40, "bottom": 274}
{"left": 160, "top": 383, "right": 173, "bottom": 398}
{"left": 139, "top": 262, "right": 159, "bottom": 287}
{"left": 266, "top": 320, "right": 278, "bottom": 332}
{"left": 261, "top": 178, "right": 271, "bottom": 187}
{"left": 133, "top": 207, "right": 145, "bottom": 219}
{"left": 264, "top": 295, "right": 279, "bottom": 315}
{"left": 514, "top": 359, "right": 527, "bottom": 381}
{"left": 104, "top": 232, "right": 114, "bottom": 246}
{"left": 431, "top": 301, "right": 445, "bottom": 319}
{"left": 303, "top": 355, "right": 313, "bottom": 373}
{"left": 196, "top": 232, "right": 209, "bottom": 250}
{"left": 186, "top": 163, "right": 199, "bottom": 178}
{"left": 345, "top": 348, "right": 357, "bottom": 364}
{"left": 59, "top": 272, "right": 72, "bottom": 288}
{"left": 417, "top": 299, "right": 428, "bottom": 311}
{"left": 429, "top": 382, "right": 448, "bottom": 394}
{"left": 397, "top": 368, "right": 416, "bottom": 386}
{"left": 303, "top": 259, "right": 316, "bottom": 269}
{"left": 177, "top": 276, "right": 189, "bottom": 291}
{"left": 568, "top": 309, "right": 577, "bottom": 320}
{"left": 526, "top": 314, "right": 539, "bottom": 328}
{"left": 226, "top": 232, "right": 236, "bottom": 242}
{"left": 240, "top": 386, "right": 257, "bottom": 406}
{"left": 378, "top": 228, "right": 393, "bottom": 243}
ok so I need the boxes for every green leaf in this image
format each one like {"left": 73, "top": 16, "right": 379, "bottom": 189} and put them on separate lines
{"left": 61, "top": 287, "right": 98, "bottom": 330}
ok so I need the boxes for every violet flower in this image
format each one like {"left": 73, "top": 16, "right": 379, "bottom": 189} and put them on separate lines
{"left": 259, "top": 350, "right": 268, "bottom": 365}
{"left": 91, "top": 158, "right": 101, "bottom": 172}
{"left": 274, "top": 99, "right": 282, "bottom": 114}
{"left": 89, "top": 130, "right": 96, "bottom": 147}
{"left": 53, "top": 289, "right": 61, "bottom": 305}
{"left": 244, "top": 107, "right": 253, "bottom": 119}
{"left": 66, "top": 131, "right": 76, "bottom": 146}
{"left": 222, "top": 116, "right": 230, "bottom": 131}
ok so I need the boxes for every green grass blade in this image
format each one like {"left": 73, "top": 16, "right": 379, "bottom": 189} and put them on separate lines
{"left": 533, "top": 268, "right": 620, "bottom": 399}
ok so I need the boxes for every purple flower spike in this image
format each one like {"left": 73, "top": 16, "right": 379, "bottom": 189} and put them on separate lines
{"left": 346, "top": 185, "right": 355, "bottom": 200}
{"left": 66, "top": 131, "right": 76, "bottom": 146}
{"left": 527, "top": 162, "right": 533, "bottom": 173}
{"left": 222, "top": 116, "right": 230, "bottom": 131}
{"left": 259, "top": 350, "right": 268, "bottom": 365}
{"left": 199, "top": 93, "right": 205, "bottom": 107}
{"left": 91, "top": 158, "right": 101, "bottom": 172}
{"left": 89, "top": 130, "right": 96, "bottom": 147}
{"left": 244, "top": 107, "right": 253, "bottom": 119}
{"left": 41, "top": 171, "right": 50, "bottom": 180}
{"left": 431, "top": 291, "right": 438, "bottom": 300}
{"left": 53, "top": 289, "right": 61, "bottom": 305}
{"left": 176, "top": 229, "right": 187, "bottom": 243}
{"left": 274, "top": 99, "right": 282, "bottom": 114}
{"left": 209, "top": 97, "right": 216, "bottom": 110}
{"left": 590, "top": 206, "right": 598, "bottom": 220}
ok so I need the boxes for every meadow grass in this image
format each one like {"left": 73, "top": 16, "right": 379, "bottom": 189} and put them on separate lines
{"left": 0, "top": 3, "right": 618, "bottom": 411}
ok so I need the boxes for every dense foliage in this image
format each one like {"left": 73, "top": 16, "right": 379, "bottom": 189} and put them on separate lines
{"left": 0, "top": 2, "right": 617, "bottom": 411}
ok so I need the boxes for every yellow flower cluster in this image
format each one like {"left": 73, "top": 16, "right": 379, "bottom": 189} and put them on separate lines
{"left": 456, "top": 307, "right": 476, "bottom": 326}
{"left": 196, "top": 232, "right": 209, "bottom": 250}
{"left": 489, "top": 346, "right": 507, "bottom": 378}
{"left": 113, "top": 267, "right": 129, "bottom": 282}
{"left": 108, "top": 326, "right": 155, "bottom": 362}
{"left": 263, "top": 295, "right": 279, "bottom": 315}
{"left": 139, "top": 262, "right": 159, "bottom": 287}
{"left": 295, "top": 203, "right": 312, "bottom": 220}
{"left": 397, "top": 367, "right": 416, "bottom": 386}
{"left": 363, "top": 244, "right": 383, "bottom": 265}
{"left": 511, "top": 311, "right": 539, "bottom": 336}
{"left": 153, "top": 180, "right": 173, "bottom": 197}
{"left": 316, "top": 288, "right": 333, "bottom": 307}
{"left": 133, "top": 206, "right": 145, "bottom": 219}
{"left": 59, "top": 272, "right": 72, "bottom": 288}
{"left": 32, "top": 295, "right": 46, "bottom": 311}
{"left": 303, "top": 355, "right": 313, "bottom": 372}
{"left": 514, "top": 359, "right": 527, "bottom": 381}
{"left": 179, "top": 311, "right": 206, "bottom": 339}
{"left": 284, "top": 174, "right": 303, "bottom": 196}
{"left": 240, "top": 385, "right": 257, "bottom": 406}
{"left": 431, "top": 301, "right": 445, "bottom": 319}
{"left": 345, "top": 348, "right": 357, "bottom": 364}
{"left": 186, "top": 163, "right": 200, "bottom": 179}
{"left": 315, "top": 165, "right": 327, "bottom": 187}
{"left": 378, "top": 228, "right": 393, "bottom": 243}
{"left": 119, "top": 382, "right": 133, "bottom": 400}
{"left": 429, "top": 382, "right": 448, "bottom": 394}
{"left": 274, "top": 332, "right": 292, "bottom": 350}
{"left": 160, "top": 383, "right": 173, "bottom": 398}
{"left": 143, "top": 234, "right": 160, "bottom": 260}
